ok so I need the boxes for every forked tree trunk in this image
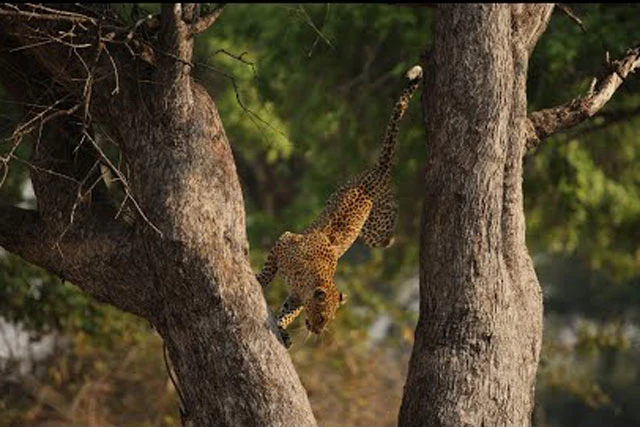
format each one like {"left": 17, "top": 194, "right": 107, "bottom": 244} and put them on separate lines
{"left": 399, "top": 4, "right": 554, "bottom": 426}
{"left": 0, "top": 5, "right": 316, "bottom": 426}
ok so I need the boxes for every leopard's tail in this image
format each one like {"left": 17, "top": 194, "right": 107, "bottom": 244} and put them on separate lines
{"left": 375, "top": 65, "right": 423, "bottom": 174}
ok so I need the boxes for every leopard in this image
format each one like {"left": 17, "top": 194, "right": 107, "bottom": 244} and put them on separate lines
{"left": 257, "top": 65, "right": 424, "bottom": 348}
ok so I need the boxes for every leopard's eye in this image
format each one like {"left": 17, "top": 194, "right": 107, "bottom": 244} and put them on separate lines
{"left": 313, "top": 288, "right": 327, "bottom": 302}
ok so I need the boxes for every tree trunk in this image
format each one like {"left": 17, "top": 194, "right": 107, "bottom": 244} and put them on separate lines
{"left": 399, "top": 4, "right": 554, "bottom": 426}
{"left": 0, "top": 4, "right": 316, "bottom": 426}
{"left": 136, "top": 84, "right": 317, "bottom": 426}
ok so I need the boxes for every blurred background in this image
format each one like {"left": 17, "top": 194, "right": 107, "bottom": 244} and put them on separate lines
{"left": 0, "top": 4, "right": 639, "bottom": 426}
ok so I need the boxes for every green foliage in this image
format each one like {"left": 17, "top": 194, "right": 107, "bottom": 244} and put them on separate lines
{"left": 194, "top": 5, "right": 431, "bottom": 281}
{"left": 526, "top": 121, "right": 640, "bottom": 281}
{"left": 526, "top": 5, "right": 640, "bottom": 281}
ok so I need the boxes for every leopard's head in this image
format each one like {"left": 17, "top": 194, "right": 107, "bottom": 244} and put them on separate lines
{"left": 304, "top": 285, "right": 347, "bottom": 334}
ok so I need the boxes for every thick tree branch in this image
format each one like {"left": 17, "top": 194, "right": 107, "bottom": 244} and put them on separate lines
{"left": 159, "top": 4, "right": 193, "bottom": 69}
{"left": 526, "top": 45, "right": 640, "bottom": 150}
{"left": 0, "top": 203, "right": 155, "bottom": 319}
{"left": 512, "top": 4, "right": 555, "bottom": 54}
{"left": 157, "top": 3, "right": 194, "bottom": 121}
{"left": 193, "top": 4, "right": 226, "bottom": 34}
{"left": 0, "top": 12, "right": 158, "bottom": 319}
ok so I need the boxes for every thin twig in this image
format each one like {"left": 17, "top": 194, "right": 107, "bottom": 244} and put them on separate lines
{"left": 0, "top": 99, "right": 81, "bottom": 188}
{"left": 8, "top": 96, "right": 73, "bottom": 141}
{"left": 308, "top": 4, "right": 331, "bottom": 57}
{"left": 8, "top": 154, "right": 81, "bottom": 184}
{"left": 294, "top": 5, "right": 334, "bottom": 50}
{"left": 556, "top": 4, "right": 586, "bottom": 33}
{"left": 194, "top": 57, "right": 288, "bottom": 140}
{"left": 151, "top": 41, "right": 289, "bottom": 141}
{"left": 0, "top": 137, "right": 21, "bottom": 188}
{"left": 0, "top": 8, "right": 96, "bottom": 24}
{"left": 24, "top": 3, "right": 96, "bottom": 21}
{"left": 114, "top": 192, "right": 130, "bottom": 220}
{"left": 54, "top": 159, "right": 102, "bottom": 245}
{"left": 212, "top": 48, "right": 255, "bottom": 69}
{"left": 103, "top": 44, "right": 120, "bottom": 95}
{"left": 8, "top": 38, "right": 56, "bottom": 52}
{"left": 82, "top": 130, "right": 163, "bottom": 237}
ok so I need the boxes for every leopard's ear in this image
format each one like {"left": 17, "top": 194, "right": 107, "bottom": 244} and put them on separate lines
{"left": 339, "top": 292, "right": 347, "bottom": 305}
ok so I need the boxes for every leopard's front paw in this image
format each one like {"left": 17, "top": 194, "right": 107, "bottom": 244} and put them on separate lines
{"left": 278, "top": 326, "right": 292, "bottom": 349}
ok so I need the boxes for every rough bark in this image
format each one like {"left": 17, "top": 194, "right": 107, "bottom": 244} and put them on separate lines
{"left": 399, "top": 4, "right": 554, "bottom": 426}
{"left": 0, "top": 4, "right": 315, "bottom": 426}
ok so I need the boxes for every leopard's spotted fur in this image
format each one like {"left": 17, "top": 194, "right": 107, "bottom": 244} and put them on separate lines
{"left": 258, "top": 65, "right": 423, "bottom": 347}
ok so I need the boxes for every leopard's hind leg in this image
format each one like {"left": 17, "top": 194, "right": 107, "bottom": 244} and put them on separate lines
{"left": 256, "top": 245, "right": 279, "bottom": 288}
{"left": 257, "top": 232, "right": 294, "bottom": 287}
{"left": 360, "top": 185, "right": 397, "bottom": 248}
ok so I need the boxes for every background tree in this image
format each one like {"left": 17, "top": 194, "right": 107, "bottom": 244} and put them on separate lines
{"left": 1, "top": 3, "right": 639, "bottom": 426}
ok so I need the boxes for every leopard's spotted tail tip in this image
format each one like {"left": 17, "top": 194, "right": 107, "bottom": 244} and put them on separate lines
{"left": 406, "top": 65, "right": 423, "bottom": 82}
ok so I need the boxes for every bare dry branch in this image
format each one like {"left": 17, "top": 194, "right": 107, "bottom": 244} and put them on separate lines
{"left": 294, "top": 5, "right": 333, "bottom": 50}
{"left": 556, "top": 4, "right": 586, "bottom": 33}
{"left": 23, "top": 3, "right": 98, "bottom": 21}
{"left": 7, "top": 96, "right": 76, "bottom": 142}
{"left": 525, "top": 45, "right": 640, "bottom": 151}
{"left": 0, "top": 100, "right": 81, "bottom": 188}
{"left": 101, "top": 45, "right": 120, "bottom": 95}
{"left": 82, "top": 130, "right": 163, "bottom": 237}
{"left": 8, "top": 154, "right": 80, "bottom": 184}
{"left": 0, "top": 8, "right": 96, "bottom": 24}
